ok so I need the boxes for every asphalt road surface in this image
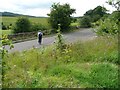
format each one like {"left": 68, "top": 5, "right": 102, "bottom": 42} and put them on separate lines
{"left": 5, "top": 28, "right": 96, "bottom": 53}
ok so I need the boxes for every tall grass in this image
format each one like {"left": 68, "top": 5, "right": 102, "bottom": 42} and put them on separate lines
{"left": 3, "top": 36, "right": 118, "bottom": 88}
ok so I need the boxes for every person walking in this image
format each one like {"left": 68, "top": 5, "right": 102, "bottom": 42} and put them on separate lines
{"left": 38, "top": 31, "right": 43, "bottom": 45}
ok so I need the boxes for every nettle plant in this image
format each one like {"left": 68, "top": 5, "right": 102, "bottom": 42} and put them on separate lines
{"left": 55, "top": 24, "right": 66, "bottom": 52}
{"left": 0, "top": 35, "right": 14, "bottom": 58}
{"left": 55, "top": 24, "right": 72, "bottom": 63}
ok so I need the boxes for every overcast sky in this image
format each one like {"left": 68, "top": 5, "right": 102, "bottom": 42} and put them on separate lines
{"left": 0, "top": 0, "right": 116, "bottom": 17}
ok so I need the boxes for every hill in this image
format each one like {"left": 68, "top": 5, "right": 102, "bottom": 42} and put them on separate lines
{"left": 0, "top": 11, "right": 42, "bottom": 17}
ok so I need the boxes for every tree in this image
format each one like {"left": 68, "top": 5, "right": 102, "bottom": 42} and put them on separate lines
{"left": 84, "top": 9, "right": 93, "bottom": 17}
{"left": 107, "top": 0, "right": 120, "bottom": 11}
{"left": 13, "top": 17, "right": 31, "bottom": 33}
{"left": 48, "top": 3, "right": 76, "bottom": 31}
{"left": 80, "top": 16, "right": 91, "bottom": 28}
{"left": 84, "top": 6, "right": 108, "bottom": 22}
{"left": 94, "top": 9, "right": 120, "bottom": 35}
{"left": 93, "top": 6, "right": 108, "bottom": 17}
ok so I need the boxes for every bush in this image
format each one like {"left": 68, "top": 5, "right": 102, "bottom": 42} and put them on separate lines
{"left": 2, "top": 25, "right": 7, "bottom": 30}
{"left": 2, "top": 23, "right": 7, "bottom": 30}
{"left": 80, "top": 16, "right": 91, "bottom": 28}
{"left": 31, "top": 23, "right": 48, "bottom": 32}
{"left": 8, "top": 24, "right": 13, "bottom": 30}
{"left": 109, "top": 11, "right": 120, "bottom": 24}
{"left": 13, "top": 17, "right": 31, "bottom": 33}
{"left": 94, "top": 11, "right": 119, "bottom": 35}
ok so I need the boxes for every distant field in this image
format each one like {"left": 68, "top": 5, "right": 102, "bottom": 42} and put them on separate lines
{"left": 1, "top": 16, "right": 79, "bottom": 28}
{"left": 1, "top": 16, "right": 79, "bottom": 37}
{"left": 1, "top": 30, "right": 12, "bottom": 35}
{"left": 1, "top": 16, "right": 51, "bottom": 28}
{"left": 0, "top": 30, "right": 12, "bottom": 38}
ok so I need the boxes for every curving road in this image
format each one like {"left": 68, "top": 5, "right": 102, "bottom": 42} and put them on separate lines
{"left": 5, "top": 28, "right": 97, "bottom": 53}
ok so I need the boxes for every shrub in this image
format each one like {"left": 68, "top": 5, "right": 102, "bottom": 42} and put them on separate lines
{"left": 31, "top": 23, "right": 48, "bottom": 32}
{"left": 13, "top": 17, "right": 31, "bottom": 33}
{"left": 8, "top": 23, "right": 13, "bottom": 30}
{"left": 95, "top": 18, "right": 119, "bottom": 35}
{"left": 2, "top": 25, "right": 7, "bottom": 30}
{"left": 94, "top": 11, "right": 120, "bottom": 35}
{"left": 80, "top": 16, "right": 91, "bottom": 28}
{"left": 2, "top": 23, "right": 7, "bottom": 30}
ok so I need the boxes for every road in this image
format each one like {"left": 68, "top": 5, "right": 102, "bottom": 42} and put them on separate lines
{"left": 5, "top": 28, "right": 96, "bottom": 53}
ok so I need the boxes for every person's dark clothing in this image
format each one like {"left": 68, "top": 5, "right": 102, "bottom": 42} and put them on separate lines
{"left": 38, "top": 34, "right": 42, "bottom": 44}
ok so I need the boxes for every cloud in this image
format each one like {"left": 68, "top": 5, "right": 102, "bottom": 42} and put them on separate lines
{"left": 15, "top": 1, "right": 53, "bottom": 9}
{"left": 0, "top": 0, "right": 116, "bottom": 17}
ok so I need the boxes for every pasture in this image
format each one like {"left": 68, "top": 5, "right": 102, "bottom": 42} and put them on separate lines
{"left": 1, "top": 16, "right": 79, "bottom": 31}
{"left": 0, "top": 30, "right": 12, "bottom": 35}
{"left": 1, "top": 16, "right": 51, "bottom": 28}
{"left": 0, "top": 30, "right": 12, "bottom": 38}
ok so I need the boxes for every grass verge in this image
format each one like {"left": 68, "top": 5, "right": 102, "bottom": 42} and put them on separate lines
{"left": 2, "top": 35, "right": 118, "bottom": 88}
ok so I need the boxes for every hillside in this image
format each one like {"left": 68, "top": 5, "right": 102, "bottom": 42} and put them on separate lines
{"left": 0, "top": 11, "right": 41, "bottom": 17}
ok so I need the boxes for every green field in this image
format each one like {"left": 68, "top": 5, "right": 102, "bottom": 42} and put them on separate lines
{"left": 0, "top": 30, "right": 12, "bottom": 35}
{"left": 1, "top": 16, "right": 79, "bottom": 31}
{"left": 1, "top": 16, "right": 50, "bottom": 28}
{"left": 0, "top": 30, "right": 13, "bottom": 38}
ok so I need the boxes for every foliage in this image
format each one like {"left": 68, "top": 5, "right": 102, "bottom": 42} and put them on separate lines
{"left": 80, "top": 16, "right": 91, "bottom": 28}
{"left": 107, "top": 0, "right": 120, "bottom": 11}
{"left": 31, "top": 23, "right": 48, "bottom": 32}
{"left": 0, "top": 35, "right": 14, "bottom": 58}
{"left": 109, "top": 11, "right": 120, "bottom": 22}
{"left": 2, "top": 23, "right": 7, "bottom": 30}
{"left": 0, "top": 35, "right": 14, "bottom": 85}
{"left": 88, "top": 63, "right": 118, "bottom": 88}
{"left": 94, "top": 11, "right": 120, "bottom": 35}
{"left": 2, "top": 36, "right": 118, "bottom": 88}
{"left": 84, "top": 6, "right": 108, "bottom": 22}
{"left": 13, "top": 17, "right": 31, "bottom": 33}
{"left": 80, "top": 6, "right": 108, "bottom": 28}
{"left": 48, "top": 3, "right": 76, "bottom": 31}
{"left": 95, "top": 18, "right": 118, "bottom": 35}
{"left": 55, "top": 24, "right": 66, "bottom": 52}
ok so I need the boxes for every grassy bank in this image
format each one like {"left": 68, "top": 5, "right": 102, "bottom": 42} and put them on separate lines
{"left": 3, "top": 35, "right": 118, "bottom": 88}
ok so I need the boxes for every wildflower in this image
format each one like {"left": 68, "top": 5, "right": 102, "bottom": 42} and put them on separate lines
{"left": 13, "top": 65, "right": 16, "bottom": 67}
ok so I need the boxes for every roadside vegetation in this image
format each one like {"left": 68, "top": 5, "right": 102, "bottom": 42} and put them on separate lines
{"left": 2, "top": 35, "right": 118, "bottom": 88}
{"left": 1, "top": 0, "right": 119, "bottom": 88}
